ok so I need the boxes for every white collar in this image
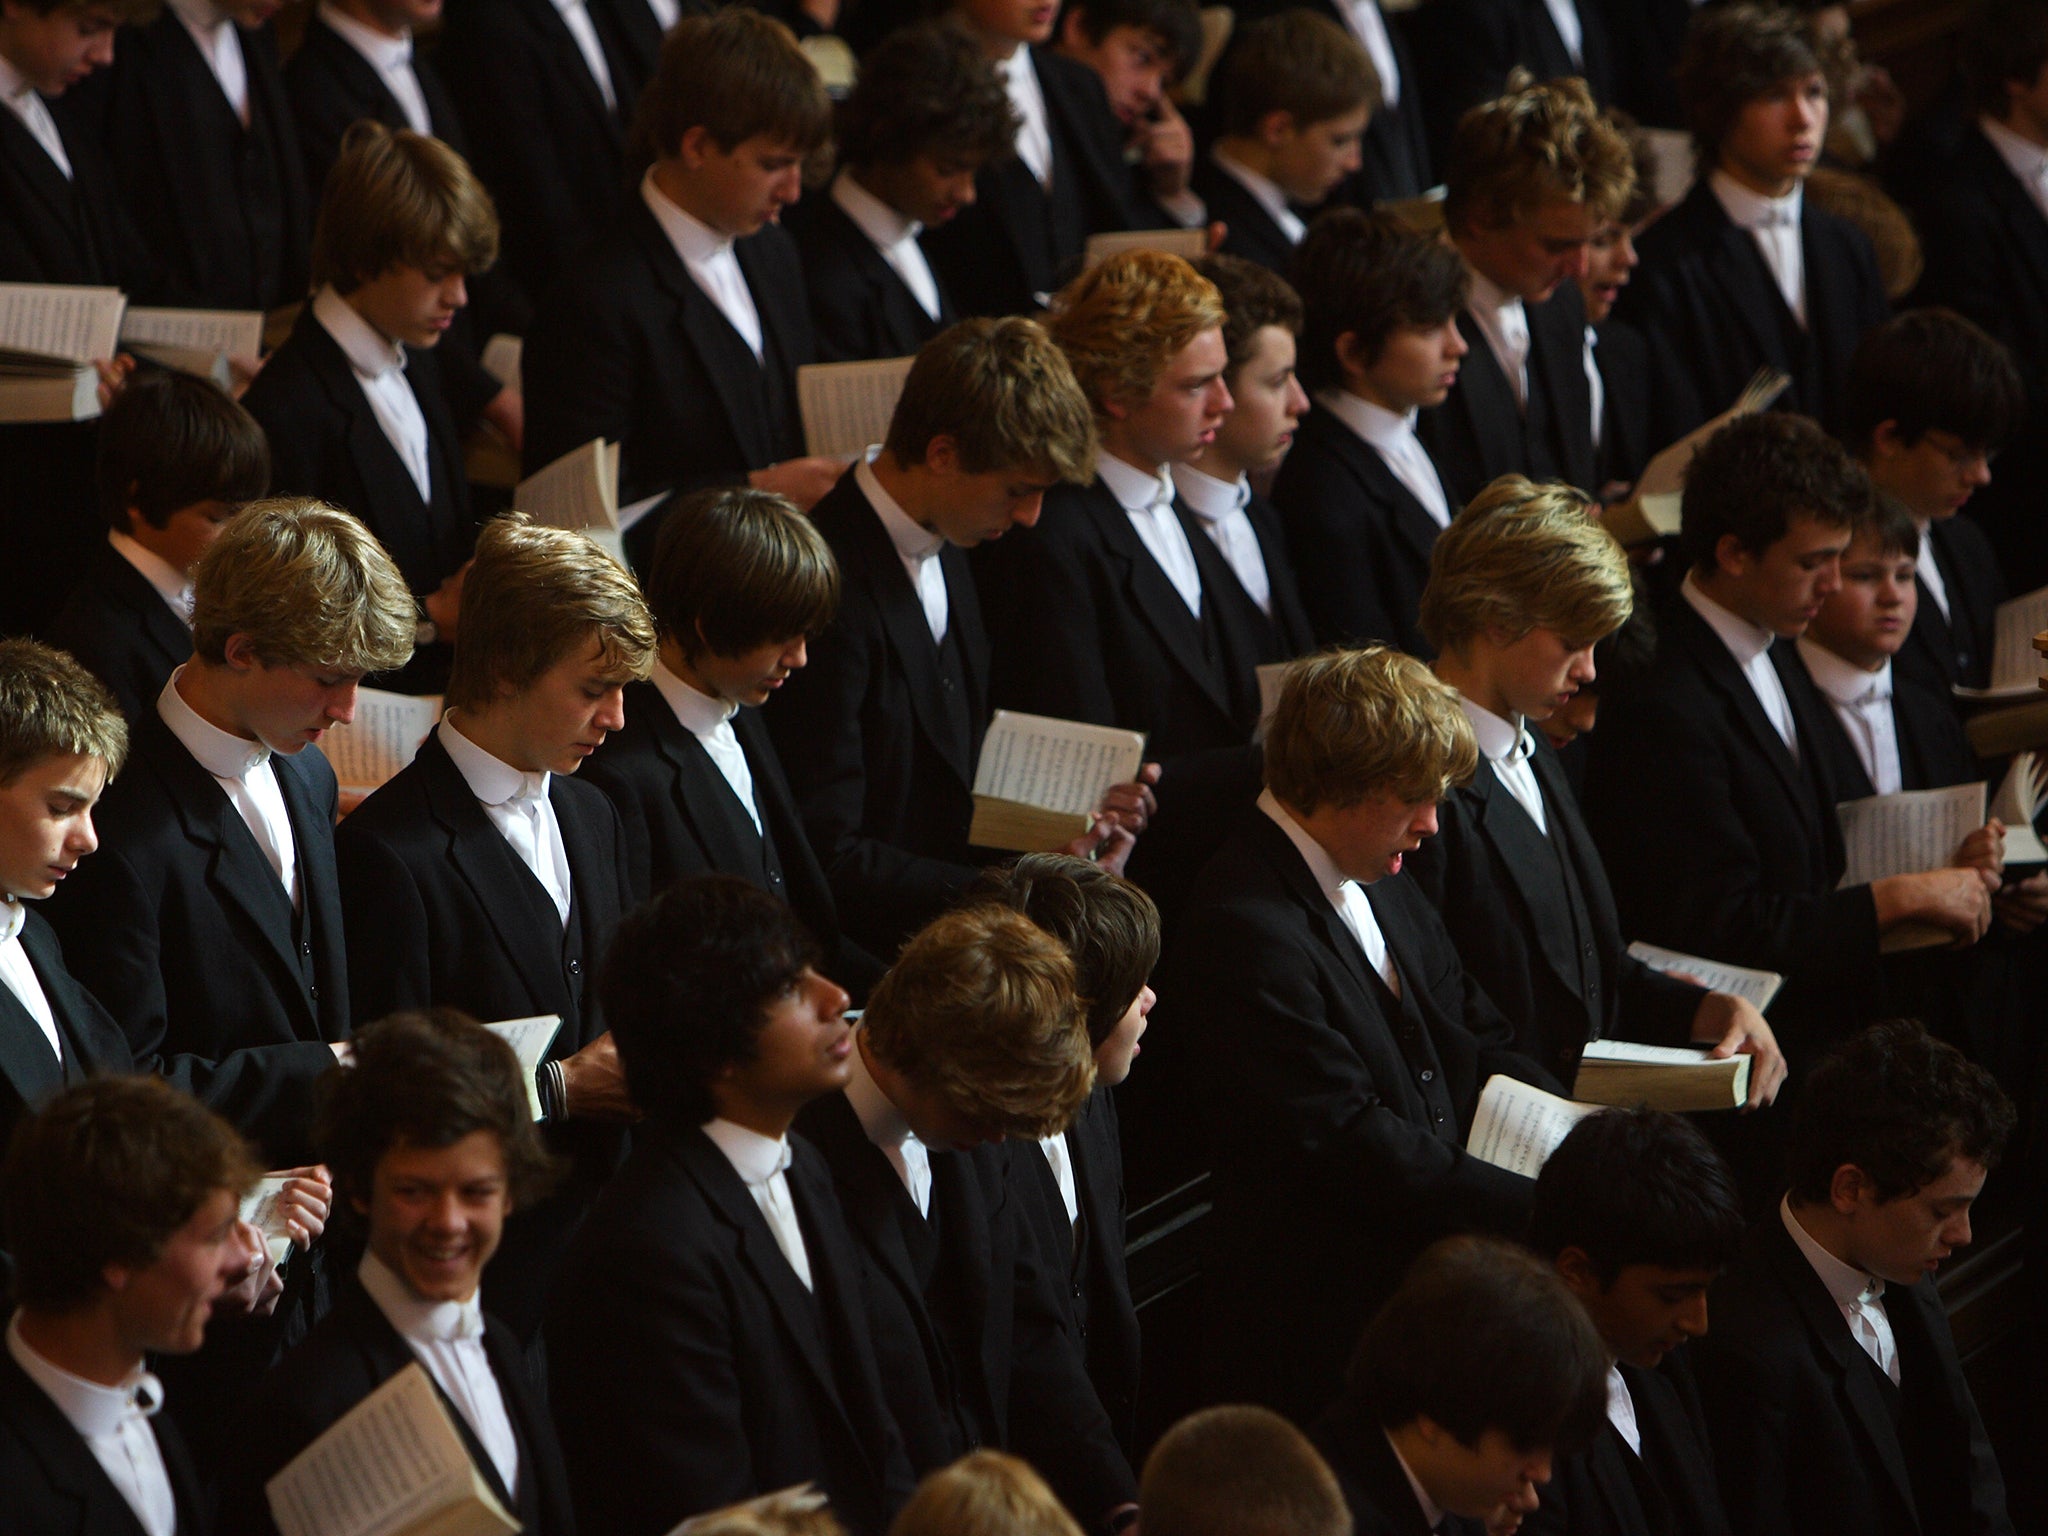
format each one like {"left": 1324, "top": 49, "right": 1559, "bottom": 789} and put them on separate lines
{"left": 1317, "top": 388, "right": 1420, "bottom": 454}
{"left": 831, "top": 168, "right": 922, "bottom": 248}
{"left": 108, "top": 531, "right": 192, "bottom": 621}
{"left": 1097, "top": 453, "right": 1174, "bottom": 515}
{"left": 702, "top": 1118, "right": 796, "bottom": 1186}
{"left": 844, "top": 1030, "right": 917, "bottom": 1153}
{"left": 1457, "top": 696, "right": 1529, "bottom": 764}
{"left": 6, "top": 1313, "right": 161, "bottom": 1437}
{"left": 1209, "top": 147, "right": 1302, "bottom": 238}
{"left": 1171, "top": 462, "right": 1250, "bottom": 522}
{"left": 0, "top": 898, "right": 25, "bottom": 943}
{"left": 160, "top": 668, "right": 269, "bottom": 779}
{"left": 317, "top": 2, "right": 413, "bottom": 68}
{"left": 1978, "top": 115, "right": 2048, "bottom": 186}
{"left": 1681, "top": 570, "right": 1777, "bottom": 668}
{"left": 1259, "top": 787, "right": 1352, "bottom": 907}
{"left": 1709, "top": 167, "right": 1802, "bottom": 231}
{"left": 642, "top": 165, "right": 735, "bottom": 265}
{"left": 311, "top": 284, "right": 406, "bottom": 382}
{"left": 995, "top": 44, "right": 1037, "bottom": 88}
{"left": 1384, "top": 1429, "right": 1446, "bottom": 1531}
{"left": 1465, "top": 263, "right": 1526, "bottom": 325}
{"left": 358, "top": 1250, "right": 485, "bottom": 1344}
{"left": 857, "top": 451, "right": 945, "bottom": 563}
{"left": 1796, "top": 638, "right": 1890, "bottom": 706}
{"left": 0, "top": 52, "right": 39, "bottom": 108}
{"left": 438, "top": 715, "right": 549, "bottom": 809}
{"left": 650, "top": 657, "right": 738, "bottom": 738}
{"left": 1781, "top": 1195, "right": 1886, "bottom": 1311}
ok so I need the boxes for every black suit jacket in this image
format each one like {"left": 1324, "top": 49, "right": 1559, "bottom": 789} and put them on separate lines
{"left": 1593, "top": 317, "right": 1652, "bottom": 490}
{"left": 334, "top": 729, "right": 635, "bottom": 1340}
{"left": 1163, "top": 811, "right": 1549, "bottom": 1420}
{"left": 1404, "top": 0, "right": 1612, "bottom": 172}
{"left": 1591, "top": 0, "right": 1691, "bottom": 127}
{"left": 1406, "top": 731, "right": 1702, "bottom": 1085}
{"left": 1895, "top": 511, "right": 2004, "bottom": 700}
{"left": 548, "top": 1121, "right": 913, "bottom": 1536}
{"left": 785, "top": 189, "right": 951, "bottom": 363}
{"left": 0, "top": 1350, "right": 206, "bottom": 1536}
{"left": 1182, "top": 485, "right": 1316, "bottom": 665}
{"left": 1311, "top": 1393, "right": 1487, "bottom": 1536}
{"left": 285, "top": 12, "right": 469, "bottom": 193}
{"left": 1616, "top": 177, "right": 1889, "bottom": 445}
{"left": 767, "top": 470, "right": 990, "bottom": 956}
{"left": 43, "top": 541, "right": 189, "bottom": 723}
{"left": 581, "top": 682, "right": 881, "bottom": 993}
{"left": 1271, "top": 402, "right": 1444, "bottom": 656}
{"left": 796, "top": 1091, "right": 1138, "bottom": 1523}
{"left": 1692, "top": 1214, "right": 2012, "bottom": 1536}
{"left": 1192, "top": 155, "right": 1299, "bottom": 274}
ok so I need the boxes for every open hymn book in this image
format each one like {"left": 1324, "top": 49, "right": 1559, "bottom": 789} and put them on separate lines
{"left": 118, "top": 306, "right": 263, "bottom": 389}
{"left": 266, "top": 1363, "right": 517, "bottom": 1536}
{"left": 323, "top": 689, "right": 441, "bottom": 797}
{"left": 514, "top": 438, "right": 627, "bottom": 564}
{"left": 1601, "top": 367, "right": 1791, "bottom": 547}
{"left": 1954, "top": 583, "right": 2048, "bottom": 703}
{"left": 1624, "top": 941, "right": 1782, "bottom": 1013}
{"left": 0, "top": 281, "right": 124, "bottom": 422}
{"left": 484, "top": 1015, "right": 563, "bottom": 1120}
{"left": 1572, "top": 1040, "right": 1751, "bottom": 1113}
{"left": 1466, "top": 1076, "right": 1599, "bottom": 1177}
{"left": 1836, "top": 781, "right": 1987, "bottom": 952}
{"left": 797, "top": 355, "right": 915, "bottom": 458}
{"left": 1993, "top": 752, "right": 2048, "bottom": 876}
{"left": 969, "top": 711, "right": 1146, "bottom": 853}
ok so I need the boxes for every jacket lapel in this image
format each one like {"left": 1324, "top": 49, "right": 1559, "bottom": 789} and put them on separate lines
{"left": 1670, "top": 601, "right": 1812, "bottom": 813}
{"left": 1322, "top": 408, "right": 1446, "bottom": 571}
{"left": 1080, "top": 483, "right": 1237, "bottom": 721}
{"left": 0, "top": 966, "right": 63, "bottom": 1108}
{"left": 0, "top": 1351, "right": 151, "bottom": 1534}
{"left": 648, "top": 700, "right": 762, "bottom": 876}
{"left": 1465, "top": 762, "right": 1584, "bottom": 995}
{"left": 524, "top": 0, "right": 622, "bottom": 139}
{"left": 630, "top": 203, "right": 775, "bottom": 469}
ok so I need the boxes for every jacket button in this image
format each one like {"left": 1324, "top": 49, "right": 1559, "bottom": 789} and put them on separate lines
{"left": 568, "top": 959, "right": 582, "bottom": 976}
{"left": 308, "top": 984, "right": 319, "bottom": 1001}
{"left": 1419, "top": 1069, "right": 1434, "bottom": 1083}
{"left": 301, "top": 940, "right": 312, "bottom": 956}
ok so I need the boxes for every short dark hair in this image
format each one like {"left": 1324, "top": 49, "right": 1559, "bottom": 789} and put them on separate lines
{"left": 1857, "top": 494, "right": 1921, "bottom": 561}
{"left": 601, "top": 877, "right": 821, "bottom": 1128}
{"left": 95, "top": 372, "right": 270, "bottom": 534}
{"left": 1962, "top": 0, "right": 2048, "bottom": 118}
{"left": 1065, "top": 0, "right": 1204, "bottom": 80}
{"left": 1139, "top": 1406, "right": 1351, "bottom": 1536}
{"left": 1678, "top": 412, "right": 1872, "bottom": 569}
{"left": 1528, "top": 1108, "right": 1746, "bottom": 1284}
{"left": 317, "top": 1011, "right": 560, "bottom": 1213}
{"left": 1191, "top": 253, "right": 1303, "bottom": 378}
{"left": 4, "top": 1076, "right": 259, "bottom": 1313}
{"left": 646, "top": 487, "right": 840, "bottom": 661}
{"left": 1215, "top": 9, "right": 1378, "bottom": 138}
{"left": 1348, "top": 1235, "right": 1609, "bottom": 1455}
{"left": 1293, "top": 208, "right": 1466, "bottom": 391}
{"left": 838, "top": 21, "right": 1016, "bottom": 171}
{"left": 636, "top": 7, "right": 832, "bottom": 160}
{"left": 1787, "top": 1019, "right": 2015, "bottom": 1206}
{"left": 1845, "top": 308, "right": 2026, "bottom": 456}
{"left": 965, "top": 854, "right": 1160, "bottom": 1047}
{"left": 1678, "top": 4, "right": 1826, "bottom": 160}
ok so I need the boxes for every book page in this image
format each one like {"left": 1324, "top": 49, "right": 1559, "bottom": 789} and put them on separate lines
{"left": 119, "top": 306, "right": 263, "bottom": 358}
{"left": 267, "top": 1364, "right": 514, "bottom": 1536}
{"left": 515, "top": 439, "right": 615, "bottom": 531}
{"left": 1633, "top": 368, "right": 1790, "bottom": 500}
{"left": 484, "top": 1015, "right": 563, "bottom": 1120}
{"left": 1624, "top": 941, "right": 1782, "bottom": 1012}
{"left": 797, "top": 356, "right": 915, "bottom": 458}
{"left": 1836, "top": 782, "right": 1986, "bottom": 887}
{"left": 1256, "top": 662, "right": 1291, "bottom": 734}
{"left": 1579, "top": 1039, "right": 1720, "bottom": 1066}
{"left": 1465, "top": 1075, "right": 1599, "bottom": 1177}
{"left": 323, "top": 690, "right": 440, "bottom": 796}
{"left": 480, "top": 334, "right": 521, "bottom": 391}
{"left": 971, "top": 711, "right": 1146, "bottom": 815}
{"left": 238, "top": 1176, "right": 295, "bottom": 1268}
{"left": 1960, "top": 583, "right": 2048, "bottom": 699}
{"left": 1993, "top": 751, "right": 2048, "bottom": 866}
{"left": 1082, "top": 228, "right": 1209, "bottom": 266}
{"left": 0, "top": 283, "right": 124, "bottom": 366}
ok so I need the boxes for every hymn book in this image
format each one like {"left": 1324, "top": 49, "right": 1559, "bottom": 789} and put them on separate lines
{"left": 1082, "top": 228, "right": 1208, "bottom": 267}
{"left": 0, "top": 281, "right": 125, "bottom": 422}
{"left": 1624, "top": 941, "right": 1783, "bottom": 1013}
{"left": 1466, "top": 1076, "right": 1599, "bottom": 1177}
{"left": 1602, "top": 367, "right": 1790, "bottom": 546}
{"left": 1991, "top": 752, "right": 2048, "bottom": 877}
{"left": 119, "top": 306, "right": 263, "bottom": 388}
{"left": 324, "top": 690, "right": 441, "bottom": 797}
{"left": 1572, "top": 1040, "right": 1750, "bottom": 1112}
{"left": 514, "top": 439, "right": 626, "bottom": 564}
{"left": 797, "top": 355, "right": 915, "bottom": 458}
{"left": 968, "top": 711, "right": 1146, "bottom": 852}
{"left": 1954, "top": 583, "right": 2048, "bottom": 702}
{"left": 484, "top": 1016, "right": 563, "bottom": 1120}
{"left": 1836, "top": 781, "right": 1988, "bottom": 952}
{"left": 239, "top": 1175, "right": 297, "bottom": 1269}
{"left": 266, "top": 1363, "right": 517, "bottom": 1536}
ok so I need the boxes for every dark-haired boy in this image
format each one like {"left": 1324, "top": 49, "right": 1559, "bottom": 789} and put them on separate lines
{"left": 787, "top": 21, "right": 1009, "bottom": 363}
{"left": 1691, "top": 1020, "right": 2015, "bottom": 1536}
{"left": 46, "top": 371, "right": 270, "bottom": 723}
{"left": 551, "top": 877, "right": 914, "bottom": 1535}
{"left": 1523, "top": 1109, "right": 1746, "bottom": 1536}
{"left": 1053, "top": 0, "right": 1204, "bottom": 222}
{"left": 286, "top": 0, "right": 470, "bottom": 196}
{"left": 1270, "top": 208, "right": 1467, "bottom": 656}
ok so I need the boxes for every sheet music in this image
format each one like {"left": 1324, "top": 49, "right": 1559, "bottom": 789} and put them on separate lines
{"left": 1464, "top": 1075, "right": 1598, "bottom": 1177}
{"left": 1082, "top": 227, "right": 1209, "bottom": 266}
{"left": 484, "top": 1015, "right": 563, "bottom": 1120}
{"left": 1836, "top": 782, "right": 1986, "bottom": 888}
{"left": 1624, "top": 941, "right": 1783, "bottom": 1012}
{"left": 1965, "top": 583, "right": 2048, "bottom": 699}
{"left": 972, "top": 711, "right": 1146, "bottom": 815}
{"left": 238, "top": 1176, "right": 295, "bottom": 1268}
{"left": 0, "top": 282, "right": 125, "bottom": 365}
{"left": 797, "top": 355, "right": 915, "bottom": 458}
{"left": 323, "top": 690, "right": 440, "bottom": 795}
{"left": 515, "top": 438, "right": 617, "bottom": 531}
{"left": 119, "top": 307, "right": 263, "bottom": 357}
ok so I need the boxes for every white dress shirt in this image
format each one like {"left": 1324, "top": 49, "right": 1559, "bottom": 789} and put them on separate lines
{"left": 1318, "top": 389, "right": 1451, "bottom": 528}
{"left": 549, "top": 0, "right": 618, "bottom": 113}
{"left": 8, "top": 1314, "right": 175, "bottom": 1536}
{"left": 997, "top": 46, "right": 1054, "bottom": 190}
{"left": 1914, "top": 522, "right": 1952, "bottom": 623}
{"left": 703, "top": 1118, "right": 814, "bottom": 1289}
{"left": 316, "top": 2, "right": 431, "bottom": 134}
{"left": 169, "top": 0, "right": 249, "bottom": 125}
{"left": 159, "top": 671, "right": 301, "bottom": 908}
{"left": 1100, "top": 454, "right": 1204, "bottom": 618}
{"left": 645, "top": 0, "right": 682, "bottom": 28}
{"left": 1466, "top": 265, "right": 1532, "bottom": 410}
{"left": 1709, "top": 169, "right": 1805, "bottom": 325}
{"left": 642, "top": 169, "right": 764, "bottom": 360}
{"left": 832, "top": 169, "right": 943, "bottom": 322}
{"left": 1782, "top": 1196, "right": 1899, "bottom": 1384}
{"left": 845, "top": 1034, "right": 933, "bottom": 1217}
{"left": 438, "top": 718, "right": 572, "bottom": 926}
{"left": 0, "top": 53, "right": 70, "bottom": 179}
{"left": 1174, "top": 463, "right": 1272, "bottom": 616}
{"left": 1606, "top": 1363, "right": 1642, "bottom": 1454}
{"left": 357, "top": 1252, "right": 522, "bottom": 1499}
{"left": 108, "top": 531, "right": 194, "bottom": 625}
{"left": 1979, "top": 115, "right": 2048, "bottom": 225}
{"left": 312, "top": 285, "right": 433, "bottom": 500}
{"left": 651, "top": 660, "right": 761, "bottom": 834}
{"left": 1583, "top": 325, "right": 1604, "bottom": 454}
{"left": 0, "top": 899, "right": 60, "bottom": 1064}
{"left": 1460, "top": 697, "right": 1547, "bottom": 834}
{"left": 1209, "top": 147, "right": 1305, "bottom": 245}
{"left": 858, "top": 452, "right": 949, "bottom": 643}
{"left": 1260, "top": 789, "right": 1401, "bottom": 996}
{"left": 1682, "top": 573, "right": 1798, "bottom": 761}
{"left": 1540, "top": 0, "right": 1585, "bottom": 66}
{"left": 1337, "top": 0, "right": 1400, "bottom": 106}
{"left": 1798, "top": 640, "right": 1901, "bottom": 796}
{"left": 1039, "top": 1131, "right": 1080, "bottom": 1226}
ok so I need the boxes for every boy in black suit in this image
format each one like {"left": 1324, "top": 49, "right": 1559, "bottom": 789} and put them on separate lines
{"left": 1405, "top": 0, "right": 1615, "bottom": 173}
{"left": 795, "top": 903, "right": 1139, "bottom": 1529}
{"left": 552, "top": 877, "right": 915, "bottom": 1535}
{"left": 786, "top": 21, "right": 1010, "bottom": 363}
{"left": 582, "top": 486, "right": 879, "bottom": 993}
{"left": 1692, "top": 1020, "right": 2015, "bottom": 1536}
{"left": 1139, "top": 1406, "right": 1351, "bottom": 1536}
{"left": 1163, "top": 646, "right": 1557, "bottom": 1421}
{"left": 1312, "top": 1236, "right": 1610, "bottom": 1535}
{"left": 523, "top": 7, "right": 842, "bottom": 540}
{"left": 0, "top": 1077, "right": 268, "bottom": 1536}
{"left": 1196, "top": 11, "right": 1375, "bottom": 275}
{"left": 1615, "top": 4, "right": 1888, "bottom": 444}
{"left": 1270, "top": 208, "right": 1468, "bottom": 656}
{"left": 1421, "top": 76, "right": 1632, "bottom": 510}
{"left": 1575, "top": 159, "right": 1655, "bottom": 497}
{"left": 47, "top": 372, "right": 270, "bottom": 723}
{"left": 1409, "top": 477, "right": 1785, "bottom": 1099}
{"left": 1051, "top": 0, "right": 1204, "bottom": 227}
{"left": 230, "top": 1012, "right": 576, "bottom": 1536}
{"left": 335, "top": 513, "right": 654, "bottom": 1343}
{"left": 1524, "top": 1108, "right": 1748, "bottom": 1536}
{"left": 242, "top": 122, "right": 498, "bottom": 695}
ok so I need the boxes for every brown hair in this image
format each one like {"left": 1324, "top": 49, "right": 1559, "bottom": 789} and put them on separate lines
{"left": 1444, "top": 75, "right": 1635, "bottom": 235}
{"left": 884, "top": 317, "right": 1097, "bottom": 483}
{"left": 1293, "top": 207, "right": 1467, "bottom": 390}
{"left": 965, "top": 854, "right": 1160, "bottom": 1048}
{"left": 646, "top": 487, "right": 839, "bottom": 661}
{"left": 889, "top": 1452, "right": 1084, "bottom": 1536}
{"left": 1046, "top": 250, "right": 1227, "bottom": 421}
{"left": 1140, "top": 1406, "right": 1351, "bottom": 1536}
{"left": 836, "top": 20, "right": 1017, "bottom": 171}
{"left": 1677, "top": 5, "right": 1826, "bottom": 161}
{"left": 1192, "top": 252, "right": 1303, "bottom": 378}
{"left": 1265, "top": 646, "right": 1478, "bottom": 812}
{"left": 312, "top": 121, "right": 499, "bottom": 292}
{"left": 635, "top": 7, "right": 832, "bottom": 160}
{"left": 1418, "top": 477, "right": 1634, "bottom": 655}
{"left": 95, "top": 370, "right": 269, "bottom": 534}
{"left": 1215, "top": 9, "right": 1378, "bottom": 138}
{"left": 0, "top": 639, "right": 127, "bottom": 786}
